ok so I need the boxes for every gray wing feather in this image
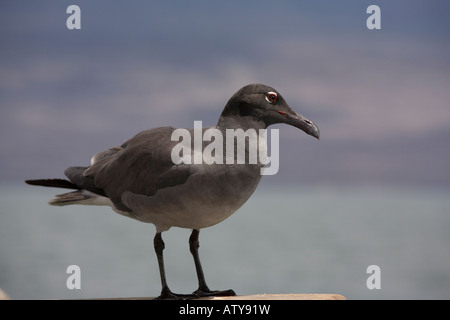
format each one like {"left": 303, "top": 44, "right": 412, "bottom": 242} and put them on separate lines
{"left": 82, "top": 126, "right": 192, "bottom": 212}
{"left": 65, "top": 166, "right": 107, "bottom": 197}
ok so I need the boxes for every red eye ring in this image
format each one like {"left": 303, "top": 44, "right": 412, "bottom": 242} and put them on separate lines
{"left": 265, "top": 92, "right": 278, "bottom": 104}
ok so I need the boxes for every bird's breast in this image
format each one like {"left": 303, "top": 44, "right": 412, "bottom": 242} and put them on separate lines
{"left": 125, "top": 163, "right": 262, "bottom": 231}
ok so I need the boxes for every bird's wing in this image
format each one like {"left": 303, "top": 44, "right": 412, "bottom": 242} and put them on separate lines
{"left": 80, "top": 126, "right": 193, "bottom": 212}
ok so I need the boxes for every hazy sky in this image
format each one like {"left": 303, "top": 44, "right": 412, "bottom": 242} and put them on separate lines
{"left": 1, "top": 0, "right": 449, "bottom": 188}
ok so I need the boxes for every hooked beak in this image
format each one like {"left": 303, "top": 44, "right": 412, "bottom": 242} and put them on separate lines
{"left": 276, "top": 110, "right": 320, "bottom": 140}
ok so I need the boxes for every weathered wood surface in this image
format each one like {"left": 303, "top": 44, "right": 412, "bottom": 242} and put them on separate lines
{"left": 83, "top": 293, "right": 346, "bottom": 300}
{"left": 199, "top": 293, "right": 346, "bottom": 300}
{"left": 0, "top": 288, "right": 345, "bottom": 300}
{"left": 0, "top": 288, "right": 10, "bottom": 300}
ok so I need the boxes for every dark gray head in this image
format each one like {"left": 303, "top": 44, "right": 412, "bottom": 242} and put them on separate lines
{"left": 219, "top": 84, "right": 320, "bottom": 140}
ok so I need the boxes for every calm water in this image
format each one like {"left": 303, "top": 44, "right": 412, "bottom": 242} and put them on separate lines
{"left": 1, "top": 183, "right": 449, "bottom": 300}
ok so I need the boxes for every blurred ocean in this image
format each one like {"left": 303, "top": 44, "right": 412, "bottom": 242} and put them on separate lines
{"left": 1, "top": 182, "right": 449, "bottom": 300}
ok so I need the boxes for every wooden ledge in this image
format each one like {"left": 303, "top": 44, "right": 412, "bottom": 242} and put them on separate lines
{"left": 0, "top": 288, "right": 10, "bottom": 300}
{"left": 198, "top": 294, "right": 346, "bottom": 300}
{"left": 78, "top": 293, "right": 345, "bottom": 300}
{"left": 0, "top": 289, "right": 346, "bottom": 300}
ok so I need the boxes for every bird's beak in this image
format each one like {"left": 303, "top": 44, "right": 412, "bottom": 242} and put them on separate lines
{"left": 276, "top": 110, "right": 320, "bottom": 140}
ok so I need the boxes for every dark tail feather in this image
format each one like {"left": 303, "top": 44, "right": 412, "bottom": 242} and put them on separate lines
{"left": 25, "top": 179, "right": 80, "bottom": 190}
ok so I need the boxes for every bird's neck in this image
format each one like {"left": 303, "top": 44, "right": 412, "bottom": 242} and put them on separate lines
{"left": 216, "top": 115, "right": 267, "bottom": 132}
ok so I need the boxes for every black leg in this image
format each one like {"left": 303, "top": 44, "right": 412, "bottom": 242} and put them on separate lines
{"left": 189, "top": 229, "right": 209, "bottom": 291}
{"left": 189, "top": 229, "right": 236, "bottom": 297}
{"left": 153, "top": 232, "right": 195, "bottom": 300}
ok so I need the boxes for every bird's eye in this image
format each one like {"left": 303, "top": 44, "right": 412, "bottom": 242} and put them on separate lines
{"left": 265, "top": 92, "right": 278, "bottom": 104}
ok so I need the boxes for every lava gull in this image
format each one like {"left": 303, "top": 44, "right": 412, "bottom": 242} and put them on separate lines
{"left": 26, "top": 83, "right": 320, "bottom": 299}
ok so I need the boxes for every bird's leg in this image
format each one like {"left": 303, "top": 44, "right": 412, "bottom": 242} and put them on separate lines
{"left": 189, "top": 229, "right": 209, "bottom": 291}
{"left": 153, "top": 232, "right": 195, "bottom": 300}
{"left": 153, "top": 232, "right": 173, "bottom": 299}
{"left": 189, "top": 229, "right": 236, "bottom": 297}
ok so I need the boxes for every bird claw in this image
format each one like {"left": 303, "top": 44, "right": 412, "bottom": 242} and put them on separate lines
{"left": 155, "top": 288, "right": 236, "bottom": 300}
{"left": 193, "top": 288, "right": 236, "bottom": 298}
{"left": 154, "top": 287, "right": 197, "bottom": 300}
{"left": 155, "top": 292, "right": 198, "bottom": 300}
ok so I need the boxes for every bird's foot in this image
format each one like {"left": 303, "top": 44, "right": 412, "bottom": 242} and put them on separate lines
{"left": 154, "top": 287, "right": 197, "bottom": 300}
{"left": 193, "top": 288, "right": 236, "bottom": 298}
{"left": 154, "top": 286, "right": 236, "bottom": 300}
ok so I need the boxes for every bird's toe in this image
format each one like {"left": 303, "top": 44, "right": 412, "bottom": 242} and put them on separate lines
{"left": 193, "top": 288, "right": 236, "bottom": 298}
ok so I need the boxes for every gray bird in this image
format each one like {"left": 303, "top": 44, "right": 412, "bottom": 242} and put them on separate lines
{"left": 26, "top": 83, "right": 320, "bottom": 299}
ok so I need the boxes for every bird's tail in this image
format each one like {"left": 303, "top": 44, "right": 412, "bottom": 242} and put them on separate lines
{"left": 49, "top": 190, "right": 92, "bottom": 206}
{"left": 25, "top": 178, "right": 82, "bottom": 206}
{"left": 25, "top": 178, "right": 80, "bottom": 190}
{"left": 25, "top": 178, "right": 110, "bottom": 207}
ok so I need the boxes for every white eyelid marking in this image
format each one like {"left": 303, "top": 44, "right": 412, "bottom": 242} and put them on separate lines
{"left": 265, "top": 91, "right": 277, "bottom": 103}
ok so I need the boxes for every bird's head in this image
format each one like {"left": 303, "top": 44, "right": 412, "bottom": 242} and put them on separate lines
{"left": 219, "top": 84, "right": 320, "bottom": 140}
